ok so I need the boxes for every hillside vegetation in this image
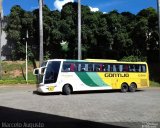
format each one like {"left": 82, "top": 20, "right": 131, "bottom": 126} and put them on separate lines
{"left": 0, "top": 61, "right": 37, "bottom": 84}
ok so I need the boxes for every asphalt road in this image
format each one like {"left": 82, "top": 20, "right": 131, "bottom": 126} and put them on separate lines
{"left": 0, "top": 85, "right": 160, "bottom": 128}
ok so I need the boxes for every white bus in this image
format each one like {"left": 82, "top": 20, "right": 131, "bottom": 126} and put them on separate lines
{"left": 33, "top": 59, "right": 149, "bottom": 95}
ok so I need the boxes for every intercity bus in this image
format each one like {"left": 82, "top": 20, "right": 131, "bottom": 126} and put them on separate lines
{"left": 33, "top": 59, "right": 149, "bottom": 95}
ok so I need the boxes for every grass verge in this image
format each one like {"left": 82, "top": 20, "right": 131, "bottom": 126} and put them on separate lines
{"left": 150, "top": 80, "right": 160, "bottom": 87}
{"left": 0, "top": 80, "right": 36, "bottom": 85}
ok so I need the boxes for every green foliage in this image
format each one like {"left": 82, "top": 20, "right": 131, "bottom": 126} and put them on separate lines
{"left": 4, "top": 3, "right": 158, "bottom": 61}
{"left": 150, "top": 81, "right": 160, "bottom": 87}
{"left": 120, "top": 55, "right": 147, "bottom": 62}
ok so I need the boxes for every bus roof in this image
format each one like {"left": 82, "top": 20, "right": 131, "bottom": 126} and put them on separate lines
{"left": 85, "top": 59, "right": 117, "bottom": 62}
{"left": 45, "top": 59, "right": 147, "bottom": 64}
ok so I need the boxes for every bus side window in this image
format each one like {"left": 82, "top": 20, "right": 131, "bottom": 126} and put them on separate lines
{"left": 132, "top": 65, "right": 136, "bottom": 72}
{"left": 102, "top": 64, "right": 107, "bottom": 71}
{"left": 110, "top": 65, "right": 113, "bottom": 72}
{"left": 138, "top": 65, "right": 141, "bottom": 72}
{"left": 113, "top": 65, "right": 116, "bottom": 72}
{"left": 123, "top": 65, "right": 129, "bottom": 72}
{"left": 107, "top": 64, "right": 111, "bottom": 72}
{"left": 88, "top": 63, "right": 93, "bottom": 71}
{"left": 129, "top": 65, "right": 132, "bottom": 72}
{"left": 119, "top": 65, "right": 123, "bottom": 72}
{"left": 70, "top": 63, "right": 74, "bottom": 71}
{"left": 85, "top": 64, "right": 88, "bottom": 71}
{"left": 94, "top": 64, "right": 102, "bottom": 72}
{"left": 95, "top": 64, "right": 99, "bottom": 71}
{"left": 78, "top": 64, "right": 81, "bottom": 71}
{"left": 100, "top": 64, "right": 103, "bottom": 71}
{"left": 74, "top": 63, "right": 78, "bottom": 71}
{"left": 62, "top": 63, "right": 70, "bottom": 71}
{"left": 116, "top": 64, "right": 120, "bottom": 72}
{"left": 142, "top": 65, "right": 146, "bottom": 72}
{"left": 81, "top": 63, "right": 85, "bottom": 71}
{"left": 135, "top": 65, "right": 139, "bottom": 72}
{"left": 129, "top": 65, "right": 135, "bottom": 72}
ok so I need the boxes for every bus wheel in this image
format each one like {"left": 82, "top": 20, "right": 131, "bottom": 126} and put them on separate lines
{"left": 121, "top": 83, "right": 128, "bottom": 93}
{"left": 63, "top": 84, "right": 72, "bottom": 95}
{"left": 129, "top": 83, "right": 137, "bottom": 92}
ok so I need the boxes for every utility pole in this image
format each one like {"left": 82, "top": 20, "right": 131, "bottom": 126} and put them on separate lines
{"left": 78, "top": 0, "right": 82, "bottom": 60}
{"left": 39, "top": 0, "right": 43, "bottom": 66}
{"left": 26, "top": 30, "right": 28, "bottom": 84}
{"left": 0, "top": 0, "right": 3, "bottom": 80}
{"left": 157, "top": 0, "right": 160, "bottom": 62}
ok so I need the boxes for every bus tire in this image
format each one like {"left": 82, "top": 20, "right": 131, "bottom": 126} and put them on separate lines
{"left": 63, "top": 84, "right": 72, "bottom": 95}
{"left": 121, "top": 83, "right": 128, "bottom": 93}
{"left": 129, "top": 83, "right": 137, "bottom": 92}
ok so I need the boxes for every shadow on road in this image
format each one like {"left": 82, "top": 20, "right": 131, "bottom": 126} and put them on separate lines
{"left": 0, "top": 106, "right": 126, "bottom": 128}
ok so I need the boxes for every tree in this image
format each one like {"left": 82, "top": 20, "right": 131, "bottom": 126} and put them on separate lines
{"left": 61, "top": 2, "right": 78, "bottom": 59}
{"left": 4, "top": 5, "right": 25, "bottom": 60}
{"left": 132, "top": 7, "right": 158, "bottom": 56}
{"left": 4, "top": 4, "right": 158, "bottom": 62}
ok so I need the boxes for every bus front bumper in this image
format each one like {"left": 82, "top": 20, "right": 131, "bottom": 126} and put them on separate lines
{"left": 37, "top": 84, "right": 60, "bottom": 93}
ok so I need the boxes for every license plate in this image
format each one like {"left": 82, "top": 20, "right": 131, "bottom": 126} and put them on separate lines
{"left": 48, "top": 86, "right": 54, "bottom": 91}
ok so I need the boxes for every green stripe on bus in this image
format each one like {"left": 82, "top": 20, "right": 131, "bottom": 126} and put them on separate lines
{"left": 75, "top": 72, "right": 98, "bottom": 87}
{"left": 86, "top": 72, "right": 108, "bottom": 87}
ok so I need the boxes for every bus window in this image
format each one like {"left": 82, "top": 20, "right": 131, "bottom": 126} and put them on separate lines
{"left": 129, "top": 65, "right": 132, "bottom": 72}
{"left": 135, "top": 65, "right": 140, "bottom": 72}
{"left": 119, "top": 65, "right": 123, "bottom": 72}
{"left": 94, "top": 64, "right": 102, "bottom": 72}
{"left": 107, "top": 64, "right": 111, "bottom": 72}
{"left": 74, "top": 63, "right": 78, "bottom": 71}
{"left": 116, "top": 64, "right": 120, "bottom": 72}
{"left": 62, "top": 63, "right": 71, "bottom": 71}
{"left": 102, "top": 64, "right": 108, "bottom": 72}
{"left": 44, "top": 61, "right": 61, "bottom": 84}
{"left": 138, "top": 65, "right": 142, "bottom": 72}
{"left": 142, "top": 65, "right": 146, "bottom": 72}
{"left": 110, "top": 65, "right": 113, "bottom": 72}
{"left": 132, "top": 65, "right": 136, "bottom": 72}
{"left": 78, "top": 63, "right": 81, "bottom": 71}
{"left": 77, "top": 63, "right": 86, "bottom": 71}
{"left": 85, "top": 64, "right": 88, "bottom": 71}
{"left": 102, "top": 64, "right": 105, "bottom": 71}
{"left": 123, "top": 65, "right": 129, "bottom": 72}
{"left": 88, "top": 63, "right": 93, "bottom": 71}
{"left": 100, "top": 64, "right": 103, "bottom": 71}
{"left": 81, "top": 63, "right": 85, "bottom": 71}
{"left": 129, "top": 65, "right": 135, "bottom": 72}
{"left": 113, "top": 65, "right": 116, "bottom": 72}
{"left": 70, "top": 63, "right": 75, "bottom": 71}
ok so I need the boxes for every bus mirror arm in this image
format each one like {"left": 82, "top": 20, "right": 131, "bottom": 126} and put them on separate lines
{"left": 39, "top": 67, "right": 46, "bottom": 75}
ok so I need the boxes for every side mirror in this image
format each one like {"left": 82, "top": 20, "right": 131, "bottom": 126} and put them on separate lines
{"left": 40, "top": 67, "right": 45, "bottom": 75}
{"left": 33, "top": 68, "right": 39, "bottom": 75}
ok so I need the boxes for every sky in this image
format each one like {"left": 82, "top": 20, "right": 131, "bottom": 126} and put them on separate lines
{"left": 2, "top": 0, "right": 157, "bottom": 16}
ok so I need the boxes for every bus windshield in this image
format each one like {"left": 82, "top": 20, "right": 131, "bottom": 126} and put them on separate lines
{"left": 44, "top": 61, "right": 61, "bottom": 84}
